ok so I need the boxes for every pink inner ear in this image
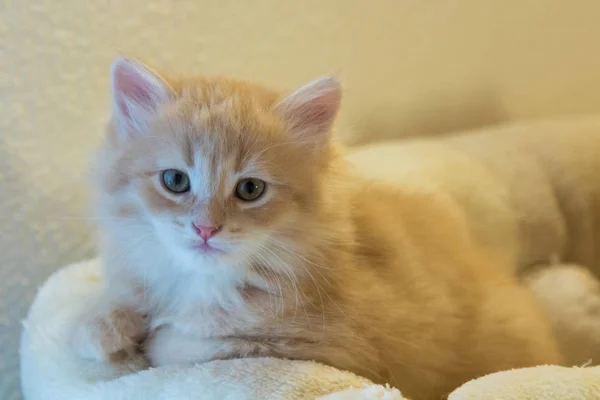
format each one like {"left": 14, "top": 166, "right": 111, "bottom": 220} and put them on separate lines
{"left": 295, "top": 94, "right": 337, "bottom": 128}
{"left": 280, "top": 77, "right": 341, "bottom": 134}
{"left": 113, "top": 63, "right": 162, "bottom": 115}
{"left": 117, "top": 98, "right": 131, "bottom": 119}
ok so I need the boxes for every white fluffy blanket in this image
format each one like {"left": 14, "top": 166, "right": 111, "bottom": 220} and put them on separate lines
{"left": 20, "top": 259, "right": 600, "bottom": 399}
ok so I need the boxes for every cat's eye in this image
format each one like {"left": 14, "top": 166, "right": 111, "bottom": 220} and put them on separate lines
{"left": 235, "top": 178, "right": 266, "bottom": 201}
{"left": 161, "top": 169, "right": 190, "bottom": 194}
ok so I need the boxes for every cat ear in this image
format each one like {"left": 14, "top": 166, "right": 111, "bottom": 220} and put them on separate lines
{"left": 275, "top": 76, "right": 341, "bottom": 148}
{"left": 110, "top": 56, "right": 174, "bottom": 138}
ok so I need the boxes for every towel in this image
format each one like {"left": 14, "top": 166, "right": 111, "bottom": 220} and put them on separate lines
{"left": 20, "top": 259, "right": 600, "bottom": 400}
{"left": 449, "top": 365, "right": 600, "bottom": 400}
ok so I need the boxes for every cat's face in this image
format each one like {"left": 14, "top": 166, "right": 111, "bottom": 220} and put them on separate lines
{"left": 96, "top": 57, "right": 341, "bottom": 272}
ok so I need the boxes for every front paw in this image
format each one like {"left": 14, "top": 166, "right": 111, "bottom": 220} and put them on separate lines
{"left": 72, "top": 306, "right": 149, "bottom": 368}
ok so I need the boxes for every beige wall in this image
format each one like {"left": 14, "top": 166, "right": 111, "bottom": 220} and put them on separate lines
{"left": 4, "top": 0, "right": 600, "bottom": 149}
{"left": 2, "top": 1, "right": 600, "bottom": 397}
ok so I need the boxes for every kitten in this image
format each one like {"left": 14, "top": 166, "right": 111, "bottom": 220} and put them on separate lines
{"left": 72, "top": 56, "right": 562, "bottom": 400}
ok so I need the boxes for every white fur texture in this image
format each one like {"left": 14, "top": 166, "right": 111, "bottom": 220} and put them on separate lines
{"left": 20, "top": 259, "right": 600, "bottom": 400}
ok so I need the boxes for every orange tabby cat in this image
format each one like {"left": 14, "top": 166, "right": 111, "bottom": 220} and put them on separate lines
{"left": 71, "top": 56, "right": 562, "bottom": 400}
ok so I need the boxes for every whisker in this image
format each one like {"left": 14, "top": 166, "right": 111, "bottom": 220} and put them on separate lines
{"left": 260, "top": 244, "right": 322, "bottom": 332}
{"left": 267, "top": 237, "right": 333, "bottom": 284}
{"left": 266, "top": 237, "right": 347, "bottom": 321}
{"left": 268, "top": 235, "right": 341, "bottom": 273}
{"left": 246, "top": 249, "right": 281, "bottom": 316}
{"left": 258, "top": 244, "right": 309, "bottom": 324}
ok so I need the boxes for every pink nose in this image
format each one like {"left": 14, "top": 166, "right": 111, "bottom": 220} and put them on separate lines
{"left": 193, "top": 223, "right": 221, "bottom": 240}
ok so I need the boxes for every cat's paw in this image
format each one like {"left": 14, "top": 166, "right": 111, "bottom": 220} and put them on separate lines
{"left": 72, "top": 305, "right": 149, "bottom": 367}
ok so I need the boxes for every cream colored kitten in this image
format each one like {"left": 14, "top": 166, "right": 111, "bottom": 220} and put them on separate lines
{"left": 72, "top": 56, "right": 562, "bottom": 400}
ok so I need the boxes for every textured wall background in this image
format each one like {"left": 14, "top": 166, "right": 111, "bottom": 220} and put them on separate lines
{"left": 3, "top": 0, "right": 600, "bottom": 398}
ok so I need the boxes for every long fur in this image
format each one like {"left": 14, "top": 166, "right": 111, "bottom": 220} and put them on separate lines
{"left": 71, "top": 57, "right": 562, "bottom": 400}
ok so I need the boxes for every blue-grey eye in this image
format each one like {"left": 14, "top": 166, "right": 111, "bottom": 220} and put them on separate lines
{"left": 235, "top": 178, "right": 266, "bottom": 201}
{"left": 161, "top": 169, "right": 190, "bottom": 194}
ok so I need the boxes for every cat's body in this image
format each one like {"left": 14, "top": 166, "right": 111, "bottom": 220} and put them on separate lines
{"left": 72, "top": 57, "right": 562, "bottom": 400}
{"left": 141, "top": 175, "right": 559, "bottom": 400}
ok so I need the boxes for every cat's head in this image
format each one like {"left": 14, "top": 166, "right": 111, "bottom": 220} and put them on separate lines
{"left": 94, "top": 56, "right": 342, "bottom": 273}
